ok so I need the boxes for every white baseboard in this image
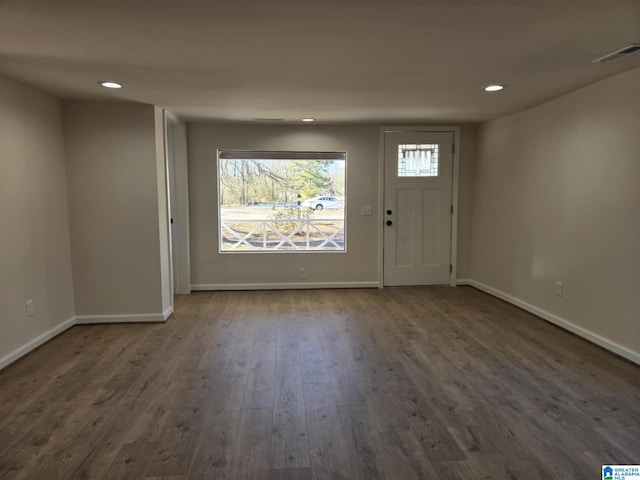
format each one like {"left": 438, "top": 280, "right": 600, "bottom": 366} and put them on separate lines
{"left": 191, "top": 281, "right": 380, "bottom": 291}
{"left": 76, "top": 312, "right": 168, "bottom": 324}
{"left": 0, "top": 316, "right": 77, "bottom": 370}
{"left": 463, "top": 279, "right": 640, "bottom": 365}
{"left": 2, "top": 307, "right": 173, "bottom": 370}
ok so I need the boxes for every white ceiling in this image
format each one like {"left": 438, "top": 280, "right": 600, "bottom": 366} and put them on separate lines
{"left": 1, "top": 0, "right": 639, "bottom": 123}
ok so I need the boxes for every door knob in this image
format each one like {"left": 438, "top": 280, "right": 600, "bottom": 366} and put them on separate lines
{"left": 386, "top": 210, "right": 392, "bottom": 215}
{"left": 386, "top": 220, "right": 393, "bottom": 226}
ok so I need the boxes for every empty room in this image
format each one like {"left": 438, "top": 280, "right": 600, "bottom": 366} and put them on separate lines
{"left": 0, "top": 0, "right": 639, "bottom": 479}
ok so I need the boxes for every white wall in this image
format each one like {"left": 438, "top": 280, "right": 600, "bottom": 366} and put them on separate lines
{"left": 188, "top": 124, "right": 380, "bottom": 288}
{"left": 0, "top": 76, "right": 75, "bottom": 367}
{"left": 456, "top": 125, "right": 477, "bottom": 280}
{"left": 470, "top": 67, "right": 640, "bottom": 362}
{"left": 64, "top": 101, "right": 170, "bottom": 322}
{"left": 187, "top": 123, "right": 475, "bottom": 288}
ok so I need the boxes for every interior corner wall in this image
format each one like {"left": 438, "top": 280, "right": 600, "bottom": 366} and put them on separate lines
{"left": 455, "top": 124, "right": 477, "bottom": 281}
{"left": 0, "top": 75, "right": 75, "bottom": 367}
{"left": 470, "top": 67, "right": 640, "bottom": 362}
{"left": 64, "top": 101, "right": 166, "bottom": 321}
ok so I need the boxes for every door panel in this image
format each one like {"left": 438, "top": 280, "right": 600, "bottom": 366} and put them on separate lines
{"left": 395, "top": 189, "right": 414, "bottom": 267}
{"left": 383, "top": 131, "right": 453, "bottom": 286}
{"left": 422, "top": 188, "right": 441, "bottom": 266}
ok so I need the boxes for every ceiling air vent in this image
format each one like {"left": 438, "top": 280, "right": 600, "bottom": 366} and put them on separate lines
{"left": 592, "top": 43, "right": 640, "bottom": 63}
{"left": 252, "top": 118, "right": 284, "bottom": 122}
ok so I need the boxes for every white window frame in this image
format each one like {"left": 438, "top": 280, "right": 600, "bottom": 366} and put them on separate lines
{"left": 217, "top": 150, "right": 347, "bottom": 254}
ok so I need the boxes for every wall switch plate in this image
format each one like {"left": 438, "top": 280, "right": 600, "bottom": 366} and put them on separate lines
{"left": 26, "top": 300, "right": 34, "bottom": 317}
{"left": 298, "top": 268, "right": 306, "bottom": 279}
{"left": 361, "top": 205, "right": 372, "bottom": 216}
{"left": 555, "top": 281, "right": 564, "bottom": 297}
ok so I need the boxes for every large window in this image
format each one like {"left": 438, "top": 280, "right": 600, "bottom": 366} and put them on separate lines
{"left": 217, "top": 150, "right": 346, "bottom": 252}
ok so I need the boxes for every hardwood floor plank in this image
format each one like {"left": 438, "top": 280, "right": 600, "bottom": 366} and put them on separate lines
{"left": 242, "top": 360, "right": 276, "bottom": 410}
{"left": 276, "top": 318, "right": 301, "bottom": 367}
{"left": 336, "top": 405, "right": 385, "bottom": 480}
{"left": 272, "top": 365, "right": 309, "bottom": 469}
{"left": 319, "top": 324, "right": 366, "bottom": 407}
{"left": 146, "top": 416, "right": 202, "bottom": 476}
{"left": 188, "top": 408, "right": 240, "bottom": 478}
{"left": 218, "top": 341, "right": 252, "bottom": 386}
{"left": 298, "top": 324, "right": 330, "bottom": 384}
{"left": 267, "top": 467, "right": 313, "bottom": 480}
{"left": 303, "top": 382, "right": 354, "bottom": 480}
{"left": 102, "top": 441, "right": 160, "bottom": 479}
{"left": 144, "top": 476, "right": 186, "bottom": 480}
{"left": 232, "top": 407, "right": 273, "bottom": 479}
{"left": 377, "top": 430, "right": 440, "bottom": 480}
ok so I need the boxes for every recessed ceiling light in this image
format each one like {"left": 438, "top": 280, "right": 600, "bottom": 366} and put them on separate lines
{"left": 484, "top": 84, "right": 505, "bottom": 92}
{"left": 99, "top": 81, "right": 123, "bottom": 89}
{"left": 302, "top": 118, "right": 315, "bottom": 122}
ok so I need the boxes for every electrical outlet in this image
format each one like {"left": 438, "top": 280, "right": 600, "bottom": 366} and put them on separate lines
{"left": 298, "top": 268, "right": 306, "bottom": 279}
{"left": 555, "top": 281, "right": 564, "bottom": 297}
{"left": 26, "top": 300, "right": 34, "bottom": 317}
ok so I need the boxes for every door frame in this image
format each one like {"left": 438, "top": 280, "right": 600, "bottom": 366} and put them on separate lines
{"left": 378, "top": 126, "right": 460, "bottom": 287}
{"left": 164, "top": 111, "right": 191, "bottom": 294}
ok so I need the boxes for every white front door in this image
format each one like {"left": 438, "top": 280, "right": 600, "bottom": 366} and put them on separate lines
{"left": 383, "top": 131, "right": 454, "bottom": 286}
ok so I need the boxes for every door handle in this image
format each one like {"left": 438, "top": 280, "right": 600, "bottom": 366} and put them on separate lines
{"left": 386, "top": 220, "right": 393, "bottom": 226}
{"left": 386, "top": 210, "right": 392, "bottom": 215}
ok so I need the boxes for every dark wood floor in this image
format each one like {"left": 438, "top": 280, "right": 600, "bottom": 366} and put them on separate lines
{"left": 0, "top": 287, "right": 638, "bottom": 479}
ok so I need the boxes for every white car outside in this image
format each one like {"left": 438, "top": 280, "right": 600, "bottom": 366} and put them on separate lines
{"left": 301, "top": 196, "right": 342, "bottom": 210}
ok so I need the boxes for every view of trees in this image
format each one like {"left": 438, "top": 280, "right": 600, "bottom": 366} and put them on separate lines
{"left": 218, "top": 159, "right": 345, "bottom": 206}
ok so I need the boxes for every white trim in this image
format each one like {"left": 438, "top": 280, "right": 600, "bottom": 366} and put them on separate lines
{"left": 164, "top": 112, "right": 191, "bottom": 294}
{"left": 0, "top": 316, "right": 76, "bottom": 370}
{"left": 377, "top": 129, "right": 385, "bottom": 288}
{"left": 191, "top": 281, "right": 379, "bottom": 291}
{"left": 76, "top": 313, "right": 168, "bottom": 324}
{"left": 463, "top": 279, "right": 640, "bottom": 365}
{"left": 157, "top": 108, "right": 174, "bottom": 313}
{"left": 378, "top": 126, "right": 461, "bottom": 287}
{"left": 449, "top": 129, "right": 461, "bottom": 287}
{"left": 162, "top": 109, "right": 174, "bottom": 299}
